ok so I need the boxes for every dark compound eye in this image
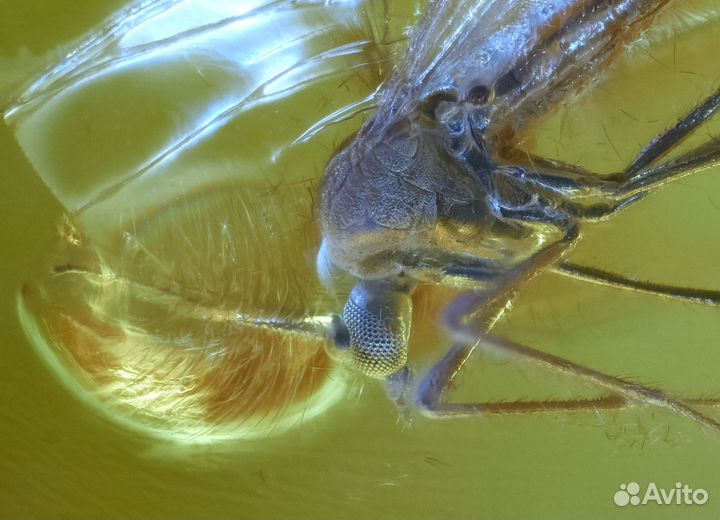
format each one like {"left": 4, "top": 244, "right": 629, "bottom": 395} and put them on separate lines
{"left": 465, "top": 84, "right": 493, "bottom": 106}
{"left": 340, "top": 280, "right": 413, "bottom": 379}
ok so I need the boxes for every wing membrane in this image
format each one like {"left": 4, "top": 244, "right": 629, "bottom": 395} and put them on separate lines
{"left": 367, "top": 0, "right": 672, "bottom": 149}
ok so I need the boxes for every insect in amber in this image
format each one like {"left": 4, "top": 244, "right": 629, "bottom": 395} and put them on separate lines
{"left": 7, "top": 0, "right": 720, "bottom": 441}
{"left": 318, "top": 0, "right": 720, "bottom": 430}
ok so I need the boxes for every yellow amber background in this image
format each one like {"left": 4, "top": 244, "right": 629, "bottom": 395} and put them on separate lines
{"left": 2, "top": 0, "right": 720, "bottom": 518}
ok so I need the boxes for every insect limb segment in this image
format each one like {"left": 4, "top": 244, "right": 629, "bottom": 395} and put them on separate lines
{"left": 625, "top": 86, "right": 720, "bottom": 176}
{"left": 503, "top": 85, "right": 720, "bottom": 221}
{"left": 416, "top": 260, "right": 720, "bottom": 434}
{"left": 413, "top": 85, "right": 720, "bottom": 426}
{"left": 553, "top": 262, "right": 720, "bottom": 307}
{"left": 415, "top": 219, "right": 576, "bottom": 409}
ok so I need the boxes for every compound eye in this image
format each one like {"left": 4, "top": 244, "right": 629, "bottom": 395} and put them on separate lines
{"left": 341, "top": 280, "right": 412, "bottom": 379}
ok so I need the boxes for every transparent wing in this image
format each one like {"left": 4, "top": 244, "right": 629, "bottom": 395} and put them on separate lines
{"left": 5, "top": 0, "right": 407, "bottom": 225}
{"left": 6, "top": 0, "right": 416, "bottom": 441}
{"left": 365, "top": 0, "right": 674, "bottom": 148}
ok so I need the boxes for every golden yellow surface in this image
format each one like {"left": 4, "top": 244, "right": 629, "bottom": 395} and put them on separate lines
{"left": 2, "top": 1, "right": 720, "bottom": 518}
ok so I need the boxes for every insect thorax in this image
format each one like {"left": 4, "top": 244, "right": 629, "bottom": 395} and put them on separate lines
{"left": 319, "top": 104, "right": 554, "bottom": 286}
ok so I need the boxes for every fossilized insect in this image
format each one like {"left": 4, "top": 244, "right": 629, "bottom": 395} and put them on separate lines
{"left": 318, "top": 0, "right": 720, "bottom": 429}
{"left": 8, "top": 0, "right": 720, "bottom": 440}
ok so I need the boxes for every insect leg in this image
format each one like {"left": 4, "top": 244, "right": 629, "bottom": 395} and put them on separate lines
{"left": 522, "top": 140, "right": 720, "bottom": 220}
{"left": 417, "top": 246, "right": 720, "bottom": 432}
{"left": 615, "top": 137, "right": 720, "bottom": 198}
{"left": 624, "top": 86, "right": 720, "bottom": 177}
{"left": 419, "top": 323, "right": 720, "bottom": 432}
{"left": 547, "top": 136, "right": 720, "bottom": 221}
{"left": 416, "top": 221, "right": 583, "bottom": 411}
{"left": 519, "top": 134, "right": 720, "bottom": 205}
{"left": 417, "top": 341, "right": 631, "bottom": 417}
{"left": 552, "top": 262, "right": 720, "bottom": 307}
{"left": 502, "top": 86, "right": 720, "bottom": 218}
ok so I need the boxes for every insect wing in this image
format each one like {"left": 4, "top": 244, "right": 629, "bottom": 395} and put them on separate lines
{"left": 7, "top": 0, "right": 411, "bottom": 441}
{"left": 368, "top": 0, "right": 674, "bottom": 148}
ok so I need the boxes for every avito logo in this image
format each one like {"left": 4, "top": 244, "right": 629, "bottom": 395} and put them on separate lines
{"left": 614, "top": 482, "right": 709, "bottom": 507}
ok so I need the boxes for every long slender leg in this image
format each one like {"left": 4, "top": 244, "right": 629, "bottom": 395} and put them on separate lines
{"left": 523, "top": 136, "right": 720, "bottom": 220}
{"left": 527, "top": 85, "right": 720, "bottom": 185}
{"left": 519, "top": 136, "right": 720, "bottom": 196}
{"left": 618, "top": 137, "right": 720, "bottom": 196}
{"left": 413, "top": 89, "right": 720, "bottom": 423}
{"left": 417, "top": 341, "right": 630, "bottom": 416}
{"left": 419, "top": 331, "right": 720, "bottom": 427}
{"left": 494, "top": 143, "right": 720, "bottom": 222}
{"left": 417, "top": 259, "right": 720, "bottom": 433}
{"left": 417, "top": 222, "right": 581, "bottom": 408}
{"left": 625, "top": 87, "right": 720, "bottom": 176}
{"left": 553, "top": 262, "right": 720, "bottom": 307}
{"left": 417, "top": 340, "right": 720, "bottom": 417}
{"left": 418, "top": 257, "right": 720, "bottom": 413}
{"left": 503, "top": 86, "right": 720, "bottom": 218}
